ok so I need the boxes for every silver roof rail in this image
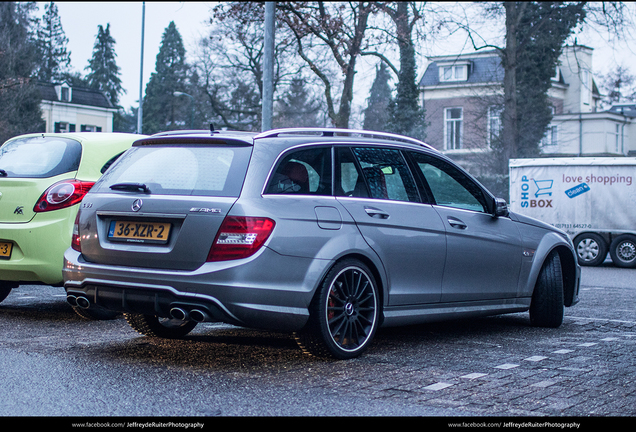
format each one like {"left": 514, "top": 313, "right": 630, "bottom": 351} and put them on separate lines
{"left": 254, "top": 128, "right": 436, "bottom": 151}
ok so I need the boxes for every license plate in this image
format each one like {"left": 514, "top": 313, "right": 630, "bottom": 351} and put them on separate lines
{"left": 108, "top": 221, "right": 171, "bottom": 244}
{"left": 0, "top": 241, "right": 12, "bottom": 259}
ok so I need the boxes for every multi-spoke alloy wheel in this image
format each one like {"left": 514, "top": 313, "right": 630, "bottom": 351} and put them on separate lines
{"left": 294, "top": 259, "right": 379, "bottom": 359}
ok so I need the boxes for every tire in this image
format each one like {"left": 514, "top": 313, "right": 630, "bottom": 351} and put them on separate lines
{"left": 294, "top": 259, "right": 380, "bottom": 359}
{"left": 0, "top": 281, "right": 18, "bottom": 304}
{"left": 609, "top": 234, "right": 636, "bottom": 268}
{"left": 529, "top": 251, "right": 564, "bottom": 328}
{"left": 72, "top": 305, "right": 120, "bottom": 320}
{"left": 574, "top": 233, "right": 607, "bottom": 266}
{"left": 124, "top": 313, "right": 197, "bottom": 339}
{"left": 0, "top": 285, "right": 12, "bottom": 304}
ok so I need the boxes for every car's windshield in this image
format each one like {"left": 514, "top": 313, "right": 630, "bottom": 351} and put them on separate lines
{"left": 0, "top": 136, "right": 81, "bottom": 178}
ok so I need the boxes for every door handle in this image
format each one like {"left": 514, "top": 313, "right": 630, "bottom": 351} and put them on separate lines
{"left": 364, "top": 207, "right": 390, "bottom": 219}
{"left": 447, "top": 217, "right": 467, "bottom": 229}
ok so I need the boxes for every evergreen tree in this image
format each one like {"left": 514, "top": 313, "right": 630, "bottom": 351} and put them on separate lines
{"left": 85, "top": 24, "right": 124, "bottom": 107}
{"left": 142, "top": 21, "right": 189, "bottom": 134}
{"left": 274, "top": 78, "right": 321, "bottom": 128}
{"left": 0, "top": 2, "right": 44, "bottom": 142}
{"left": 363, "top": 63, "right": 392, "bottom": 132}
{"left": 35, "top": 2, "right": 71, "bottom": 82}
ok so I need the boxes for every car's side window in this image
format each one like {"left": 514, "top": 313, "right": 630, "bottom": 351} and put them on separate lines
{"left": 265, "top": 147, "right": 332, "bottom": 195}
{"left": 409, "top": 152, "right": 488, "bottom": 212}
{"left": 350, "top": 147, "right": 419, "bottom": 202}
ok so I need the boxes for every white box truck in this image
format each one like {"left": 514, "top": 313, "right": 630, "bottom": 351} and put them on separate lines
{"left": 509, "top": 157, "right": 636, "bottom": 267}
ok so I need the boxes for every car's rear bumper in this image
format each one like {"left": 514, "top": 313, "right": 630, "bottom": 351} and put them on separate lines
{"left": 0, "top": 207, "right": 77, "bottom": 285}
{"left": 63, "top": 247, "right": 331, "bottom": 332}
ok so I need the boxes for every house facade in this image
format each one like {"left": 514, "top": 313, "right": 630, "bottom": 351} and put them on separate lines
{"left": 38, "top": 82, "right": 117, "bottom": 133}
{"left": 419, "top": 45, "right": 636, "bottom": 175}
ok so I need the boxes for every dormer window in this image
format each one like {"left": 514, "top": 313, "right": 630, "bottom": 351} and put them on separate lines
{"left": 54, "top": 83, "right": 72, "bottom": 102}
{"left": 439, "top": 61, "right": 470, "bottom": 82}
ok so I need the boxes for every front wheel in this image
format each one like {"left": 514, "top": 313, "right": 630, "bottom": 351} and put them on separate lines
{"left": 529, "top": 251, "right": 564, "bottom": 328}
{"left": 294, "top": 259, "right": 380, "bottom": 359}
{"left": 124, "top": 313, "right": 197, "bottom": 339}
{"left": 609, "top": 234, "right": 636, "bottom": 268}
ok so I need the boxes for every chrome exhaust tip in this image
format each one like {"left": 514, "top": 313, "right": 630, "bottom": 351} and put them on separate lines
{"left": 66, "top": 295, "right": 78, "bottom": 307}
{"left": 189, "top": 309, "right": 209, "bottom": 323}
{"left": 75, "top": 296, "right": 90, "bottom": 309}
{"left": 169, "top": 307, "right": 189, "bottom": 321}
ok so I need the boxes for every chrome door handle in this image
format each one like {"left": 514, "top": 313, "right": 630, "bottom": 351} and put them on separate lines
{"left": 447, "top": 217, "right": 467, "bottom": 229}
{"left": 364, "top": 207, "right": 390, "bottom": 219}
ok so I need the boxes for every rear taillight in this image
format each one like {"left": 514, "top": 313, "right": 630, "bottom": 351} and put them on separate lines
{"left": 207, "top": 216, "right": 275, "bottom": 262}
{"left": 34, "top": 180, "right": 95, "bottom": 212}
{"left": 71, "top": 210, "right": 81, "bottom": 252}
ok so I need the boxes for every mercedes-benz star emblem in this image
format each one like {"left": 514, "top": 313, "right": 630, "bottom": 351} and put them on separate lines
{"left": 132, "top": 199, "right": 143, "bottom": 212}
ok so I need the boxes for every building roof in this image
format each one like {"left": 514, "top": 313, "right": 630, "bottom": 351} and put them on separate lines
{"left": 419, "top": 49, "right": 568, "bottom": 88}
{"left": 36, "top": 82, "right": 114, "bottom": 109}
{"left": 419, "top": 50, "right": 504, "bottom": 87}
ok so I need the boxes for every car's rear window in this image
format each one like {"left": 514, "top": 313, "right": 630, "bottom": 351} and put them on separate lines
{"left": 94, "top": 145, "right": 252, "bottom": 197}
{"left": 0, "top": 136, "right": 81, "bottom": 178}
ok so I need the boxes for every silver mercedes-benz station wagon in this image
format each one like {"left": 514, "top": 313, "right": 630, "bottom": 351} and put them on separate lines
{"left": 63, "top": 128, "right": 580, "bottom": 359}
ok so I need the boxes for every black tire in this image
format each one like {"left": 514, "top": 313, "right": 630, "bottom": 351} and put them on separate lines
{"left": 529, "top": 251, "right": 564, "bottom": 328}
{"left": 0, "top": 285, "right": 12, "bottom": 304}
{"left": 294, "top": 259, "right": 380, "bottom": 359}
{"left": 72, "top": 305, "right": 120, "bottom": 320}
{"left": 124, "top": 313, "right": 197, "bottom": 339}
{"left": 609, "top": 234, "right": 636, "bottom": 268}
{"left": 574, "top": 233, "right": 607, "bottom": 266}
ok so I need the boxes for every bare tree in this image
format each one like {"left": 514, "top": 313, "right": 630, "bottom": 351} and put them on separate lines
{"left": 278, "top": 1, "right": 377, "bottom": 128}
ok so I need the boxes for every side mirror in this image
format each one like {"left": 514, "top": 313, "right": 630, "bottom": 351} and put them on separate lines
{"left": 494, "top": 198, "right": 509, "bottom": 217}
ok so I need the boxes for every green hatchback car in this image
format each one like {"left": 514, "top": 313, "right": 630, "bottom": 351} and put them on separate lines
{"left": 0, "top": 132, "right": 143, "bottom": 316}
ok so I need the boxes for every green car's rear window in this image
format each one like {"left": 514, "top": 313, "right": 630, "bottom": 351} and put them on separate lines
{"left": 0, "top": 136, "right": 81, "bottom": 178}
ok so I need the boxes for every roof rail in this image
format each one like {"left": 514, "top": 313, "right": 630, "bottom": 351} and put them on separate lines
{"left": 254, "top": 128, "right": 436, "bottom": 150}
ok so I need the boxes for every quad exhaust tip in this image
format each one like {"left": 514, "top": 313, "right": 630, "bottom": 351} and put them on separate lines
{"left": 169, "top": 307, "right": 210, "bottom": 323}
{"left": 169, "top": 307, "right": 189, "bottom": 321}
{"left": 67, "top": 295, "right": 90, "bottom": 309}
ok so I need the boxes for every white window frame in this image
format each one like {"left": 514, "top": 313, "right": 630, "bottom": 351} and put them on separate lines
{"left": 541, "top": 125, "right": 558, "bottom": 147}
{"left": 444, "top": 107, "right": 463, "bottom": 150}
{"left": 487, "top": 106, "right": 502, "bottom": 147}
{"left": 439, "top": 62, "right": 469, "bottom": 82}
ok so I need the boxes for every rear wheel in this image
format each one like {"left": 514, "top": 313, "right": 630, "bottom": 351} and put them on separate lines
{"left": 609, "top": 234, "right": 636, "bottom": 268}
{"left": 72, "top": 306, "right": 119, "bottom": 320}
{"left": 124, "top": 313, "right": 197, "bottom": 339}
{"left": 574, "top": 233, "right": 607, "bottom": 266}
{"left": 529, "top": 251, "right": 564, "bottom": 328}
{"left": 294, "top": 259, "right": 380, "bottom": 359}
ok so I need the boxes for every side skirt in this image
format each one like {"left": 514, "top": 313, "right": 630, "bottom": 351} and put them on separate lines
{"left": 381, "top": 297, "right": 532, "bottom": 328}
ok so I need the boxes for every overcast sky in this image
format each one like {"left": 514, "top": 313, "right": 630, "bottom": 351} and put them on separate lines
{"left": 39, "top": 1, "right": 636, "bottom": 119}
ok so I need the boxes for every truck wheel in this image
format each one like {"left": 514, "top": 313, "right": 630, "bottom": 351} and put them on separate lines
{"left": 574, "top": 233, "right": 607, "bottom": 266}
{"left": 609, "top": 234, "right": 636, "bottom": 268}
{"left": 529, "top": 251, "right": 564, "bottom": 328}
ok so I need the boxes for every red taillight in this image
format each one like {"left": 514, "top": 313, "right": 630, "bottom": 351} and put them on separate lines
{"left": 71, "top": 210, "right": 81, "bottom": 252}
{"left": 207, "top": 216, "right": 275, "bottom": 262}
{"left": 34, "top": 180, "right": 95, "bottom": 212}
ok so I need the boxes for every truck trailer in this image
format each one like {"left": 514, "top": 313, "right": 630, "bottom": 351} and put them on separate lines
{"left": 509, "top": 157, "right": 636, "bottom": 267}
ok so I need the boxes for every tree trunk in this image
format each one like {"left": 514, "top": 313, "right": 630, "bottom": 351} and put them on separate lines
{"left": 501, "top": 1, "right": 519, "bottom": 172}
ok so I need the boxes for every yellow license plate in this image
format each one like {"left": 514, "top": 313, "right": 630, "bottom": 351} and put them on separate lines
{"left": 108, "top": 221, "right": 171, "bottom": 244}
{"left": 0, "top": 241, "right": 12, "bottom": 259}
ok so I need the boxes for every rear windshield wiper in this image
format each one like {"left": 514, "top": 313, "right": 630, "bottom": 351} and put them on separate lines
{"left": 109, "top": 182, "right": 151, "bottom": 193}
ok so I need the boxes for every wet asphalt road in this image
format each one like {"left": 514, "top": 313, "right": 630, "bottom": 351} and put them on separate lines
{"left": 0, "top": 263, "right": 634, "bottom": 421}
